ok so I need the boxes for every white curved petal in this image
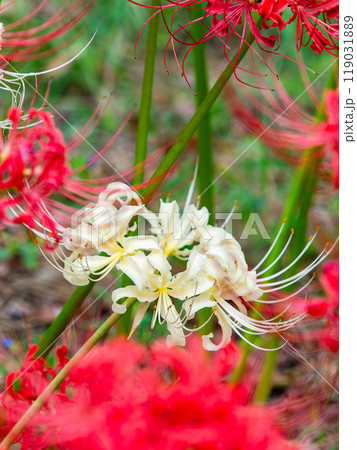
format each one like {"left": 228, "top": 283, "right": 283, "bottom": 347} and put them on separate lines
{"left": 123, "top": 235, "right": 160, "bottom": 253}
{"left": 202, "top": 306, "right": 232, "bottom": 351}
{"left": 112, "top": 302, "right": 128, "bottom": 314}
{"left": 128, "top": 302, "right": 150, "bottom": 339}
{"left": 158, "top": 200, "right": 179, "bottom": 236}
{"left": 140, "top": 210, "right": 162, "bottom": 236}
{"left": 161, "top": 292, "right": 185, "bottom": 347}
{"left": 98, "top": 182, "right": 141, "bottom": 205}
{"left": 171, "top": 272, "right": 214, "bottom": 300}
{"left": 147, "top": 249, "right": 172, "bottom": 275}
{"left": 115, "top": 205, "right": 145, "bottom": 240}
{"left": 183, "top": 292, "right": 216, "bottom": 319}
{"left": 112, "top": 286, "right": 158, "bottom": 303}
{"left": 117, "top": 253, "right": 154, "bottom": 290}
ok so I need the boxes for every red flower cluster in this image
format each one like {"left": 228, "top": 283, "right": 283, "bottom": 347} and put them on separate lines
{"left": 133, "top": 0, "right": 339, "bottom": 89}
{"left": 1, "top": 338, "right": 303, "bottom": 449}
{"left": 0, "top": 107, "right": 70, "bottom": 240}
{"left": 0, "top": 104, "right": 156, "bottom": 242}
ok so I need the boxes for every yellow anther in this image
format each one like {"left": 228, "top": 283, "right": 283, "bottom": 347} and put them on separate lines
{"left": 283, "top": 218, "right": 287, "bottom": 223}
{"left": 316, "top": 226, "right": 320, "bottom": 232}
{"left": 291, "top": 228, "right": 294, "bottom": 235}
{"left": 325, "top": 242, "right": 330, "bottom": 248}
{"left": 309, "top": 235, "right": 313, "bottom": 242}
{"left": 234, "top": 200, "right": 238, "bottom": 206}
{"left": 154, "top": 305, "right": 157, "bottom": 310}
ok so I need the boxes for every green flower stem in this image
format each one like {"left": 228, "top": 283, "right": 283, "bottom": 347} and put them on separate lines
{"left": 189, "top": 10, "right": 214, "bottom": 220}
{"left": 189, "top": 10, "right": 214, "bottom": 333}
{"left": 1, "top": 302, "right": 136, "bottom": 450}
{"left": 252, "top": 335, "right": 280, "bottom": 402}
{"left": 35, "top": 282, "right": 95, "bottom": 359}
{"left": 133, "top": 0, "right": 159, "bottom": 186}
{"left": 143, "top": 20, "right": 262, "bottom": 199}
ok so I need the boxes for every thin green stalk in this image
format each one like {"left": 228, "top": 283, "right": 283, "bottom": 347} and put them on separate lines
{"left": 189, "top": 10, "right": 214, "bottom": 219}
{"left": 143, "top": 20, "right": 262, "bottom": 199}
{"left": 1, "top": 302, "right": 136, "bottom": 450}
{"left": 133, "top": 0, "right": 159, "bottom": 186}
{"left": 35, "top": 282, "right": 95, "bottom": 359}
{"left": 253, "top": 336, "right": 280, "bottom": 402}
{"left": 189, "top": 10, "right": 214, "bottom": 333}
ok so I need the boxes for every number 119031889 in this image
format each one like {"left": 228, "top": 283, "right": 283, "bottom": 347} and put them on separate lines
{"left": 344, "top": 16, "right": 354, "bottom": 83}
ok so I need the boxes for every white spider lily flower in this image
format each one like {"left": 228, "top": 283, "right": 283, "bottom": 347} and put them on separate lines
{"left": 112, "top": 249, "right": 214, "bottom": 346}
{"left": 63, "top": 203, "right": 143, "bottom": 252}
{"left": 62, "top": 182, "right": 143, "bottom": 251}
{"left": 49, "top": 202, "right": 159, "bottom": 286}
{"left": 143, "top": 162, "right": 209, "bottom": 258}
{"left": 193, "top": 226, "right": 263, "bottom": 301}
{"left": 144, "top": 199, "right": 209, "bottom": 258}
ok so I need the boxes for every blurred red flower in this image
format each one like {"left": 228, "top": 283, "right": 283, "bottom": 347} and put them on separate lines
{"left": 290, "top": 261, "right": 339, "bottom": 353}
{"left": 225, "top": 81, "right": 339, "bottom": 188}
{"left": 0, "top": 104, "right": 160, "bottom": 242}
{"left": 1, "top": 337, "right": 303, "bottom": 449}
{"left": 0, "top": 0, "right": 93, "bottom": 64}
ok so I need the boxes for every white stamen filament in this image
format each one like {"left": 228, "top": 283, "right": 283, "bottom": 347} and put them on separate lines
{"left": 253, "top": 220, "right": 286, "bottom": 271}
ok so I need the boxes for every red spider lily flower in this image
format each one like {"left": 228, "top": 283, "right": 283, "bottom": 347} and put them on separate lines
{"left": 132, "top": 0, "right": 289, "bottom": 91}
{"left": 0, "top": 103, "right": 165, "bottom": 244}
{"left": 286, "top": 0, "right": 339, "bottom": 56}
{"left": 0, "top": 0, "right": 94, "bottom": 64}
{"left": 1, "top": 337, "right": 303, "bottom": 449}
{"left": 131, "top": 0, "right": 337, "bottom": 90}
{"left": 224, "top": 77, "right": 339, "bottom": 188}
